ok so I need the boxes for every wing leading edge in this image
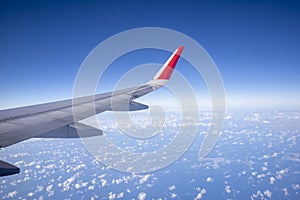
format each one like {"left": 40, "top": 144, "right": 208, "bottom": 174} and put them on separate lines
{"left": 0, "top": 46, "right": 184, "bottom": 176}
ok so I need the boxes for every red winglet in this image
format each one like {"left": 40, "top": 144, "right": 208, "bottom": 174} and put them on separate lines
{"left": 155, "top": 46, "right": 184, "bottom": 80}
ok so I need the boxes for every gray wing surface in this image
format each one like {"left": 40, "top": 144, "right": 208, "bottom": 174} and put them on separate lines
{"left": 0, "top": 84, "right": 153, "bottom": 148}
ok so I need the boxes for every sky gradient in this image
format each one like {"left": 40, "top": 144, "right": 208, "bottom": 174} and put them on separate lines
{"left": 0, "top": 0, "right": 299, "bottom": 110}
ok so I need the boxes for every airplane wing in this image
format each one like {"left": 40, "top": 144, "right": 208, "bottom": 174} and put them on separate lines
{"left": 0, "top": 46, "right": 184, "bottom": 176}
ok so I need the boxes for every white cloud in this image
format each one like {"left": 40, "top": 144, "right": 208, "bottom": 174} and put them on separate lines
{"left": 138, "top": 192, "right": 146, "bottom": 200}
{"left": 251, "top": 191, "right": 263, "bottom": 199}
{"left": 261, "top": 166, "right": 268, "bottom": 171}
{"left": 225, "top": 185, "right": 231, "bottom": 193}
{"left": 108, "top": 192, "right": 116, "bottom": 200}
{"left": 171, "top": 193, "right": 177, "bottom": 198}
{"left": 251, "top": 171, "right": 257, "bottom": 176}
{"left": 88, "top": 185, "right": 95, "bottom": 190}
{"left": 292, "top": 184, "right": 300, "bottom": 190}
{"left": 206, "top": 177, "right": 213, "bottom": 182}
{"left": 6, "top": 191, "right": 17, "bottom": 198}
{"left": 75, "top": 183, "right": 81, "bottom": 189}
{"left": 117, "top": 192, "right": 124, "bottom": 198}
{"left": 257, "top": 173, "right": 265, "bottom": 179}
{"left": 62, "top": 174, "right": 77, "bottom": 191}
{"left": 264, "top": 190, "right": 272, "bottom": 198}
{"left": 169, "top": 185, "right": 176, "bottom": 191}
{"left": 276, "top": 168, "right": 289, "bottom": 179}
{"left": 27, "top": 192, "right": 35, "bottom": 197}
{"left": 194, "top": 188, "right": 206, "bottom": 200}
{"left": 73, "top": 164, "right": 85, "bottom": 171}
{"left": 101, "top": 179, "right": 107, "bottom": 187}
{"left": 46, "top": 184, "right": 54, "bottom": 197}
{"left": 194, "top": 193, "right": 203, "bottom": 200}
{"left": 139, "top": 174, "right": 151, "bottom": 184}
{"left": 35, "top": 185, "right": 44, "bottom": 192}
{"left": 98, "top": 173, "right": 106, "bottom": 179}
{"left": 270, "top": 177, "right": 275, "bottom": 184}
{"left": 282, "top": 188, "right": 288, "bottom": 196}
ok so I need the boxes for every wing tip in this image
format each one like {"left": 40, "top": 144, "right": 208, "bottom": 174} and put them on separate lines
{"left": 149, "top": 46, "right": 184, "bottom": 87}
{"left": 156, "top": 46, "right": 184, "bottom": 80}
{"left": 177, "top": 46, "right": 184, "bottom": 55}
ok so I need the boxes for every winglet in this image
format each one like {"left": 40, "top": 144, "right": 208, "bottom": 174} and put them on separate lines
{"left": 153, "top": 46, "right": 184, "bottom": 80}
{"left": 149, "top": 46, "right": 184, "bottom": 87}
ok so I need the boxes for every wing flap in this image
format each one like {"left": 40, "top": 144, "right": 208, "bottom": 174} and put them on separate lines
{"left": 36, "top": 122, "right": 103, "bottom": 138}
{"left": 111, "top": 101, "right": 148, "bottom": 111}
{"left": 0, "top": 160, "right": 20, "bottom": 177}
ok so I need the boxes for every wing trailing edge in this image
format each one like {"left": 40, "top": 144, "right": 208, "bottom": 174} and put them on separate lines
{"left": 110, "top": 101, "right": 148, "bottom": 111}
{"left": 36, "top": 122, "right": 103, "bottom": 138}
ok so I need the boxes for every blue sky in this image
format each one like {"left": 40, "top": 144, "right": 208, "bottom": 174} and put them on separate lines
{"left": 0, "top": 0, "right": 299, "bottom": 109}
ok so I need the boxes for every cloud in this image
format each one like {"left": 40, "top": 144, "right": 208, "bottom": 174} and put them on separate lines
{"left": 264, "top": 190, "right": 272, "bottom": 198}
{"left": 194, "top": 188, "right": 206, "bottom": 200}
{"left": 206, "top": 177, "right": 213, "bottom": 182}
{"left": 282, "top": 188, "right": 288, "bottom": 196}
{"left": 61, "top": 173, "right": 78, "bottom": 191}
{"left": 108, "top": 192, "right": 116, "bottom": 200}
{"left": 138, "top": 192, "right": 146, "bottom": 200}
{"left": 270, "top": 177, "right": 275, "bottom": 184}
{"left": 171, "top": 193, "right": 177, "bottom": 198}
{"left": 46, "top": 184, "right": 54, "bottom": 197}
{"left": 5, "top": 191, "right": 17, "bottom": 198}
{"left": 276, "top": 168, "right": 289, "bottom": 179}
{"left": 117, "top": 192, "right": 124, "bottom": 198}
{"left": 169, "top": 185, "right": 176, "bottom": 191}
{"left": 139, "top": 174, "right": 151, "bottom": 184}
{"left": 101, "top": 179, "right": 107, "bottom": 187}
{"left": 225, "top": 185, "right": 231, "bottom": 193}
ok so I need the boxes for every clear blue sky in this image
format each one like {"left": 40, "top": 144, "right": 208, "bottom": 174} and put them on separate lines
{"left": 0, "top": 0, "right": 299, "bottom": 109}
